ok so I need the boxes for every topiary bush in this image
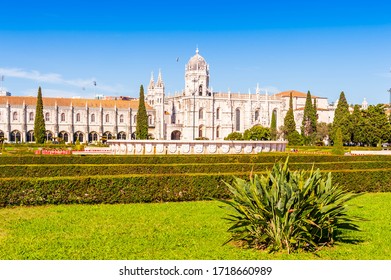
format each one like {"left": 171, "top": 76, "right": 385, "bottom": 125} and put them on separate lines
{"left": 220, "top": 158, "right": 363, "bottom": 253}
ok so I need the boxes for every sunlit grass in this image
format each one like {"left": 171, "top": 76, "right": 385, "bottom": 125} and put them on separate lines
{"left": 0, "top": 193, "right": 390, "bottom": 260}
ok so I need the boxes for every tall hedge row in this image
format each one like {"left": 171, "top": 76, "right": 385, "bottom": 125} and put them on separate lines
{"left": 1, "top": 154, "right": 390, "bottom": 207}
{"left": 2, "top": 161, "right": 391, "bottom": 178}
{"left": 1, "top": 170, "right": 391, "bottom": 207}
{"left": 1, "top": 154, "right": 391, "bottom": 165}
{"left": 0, "top": 174, "right": 233, "bottom": 206}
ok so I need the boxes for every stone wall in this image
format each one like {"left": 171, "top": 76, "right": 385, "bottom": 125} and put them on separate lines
{"left": 108, "top": 140, "right": 287, "bottom": 155}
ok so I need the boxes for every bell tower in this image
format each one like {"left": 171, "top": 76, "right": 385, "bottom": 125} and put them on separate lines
{"left": 184, "top": 48, "right": 210, "bottom": 96}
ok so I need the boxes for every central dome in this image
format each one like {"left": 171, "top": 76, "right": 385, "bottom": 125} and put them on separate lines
{"left": 187, "top": 48, "right": 207, "bottom": 71}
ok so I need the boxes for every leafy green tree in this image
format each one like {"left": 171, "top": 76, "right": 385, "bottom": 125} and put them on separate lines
{"left": 34, "top": 87, "right": 46, "bottom": 144}
{"left": 243, "top": 125, "right": 271, "bottom": 140}
{"left": 283, "top": 92, "right": 297, "bottom": 140}
{"left": 332, "top": 127, "right": 344, "bottom": 155}
{"left": 315, "top": 122, "right": 330, "bottom": 144}
{"left": 135, "top": 85, "right": 149, "bottom": 139}
{"left": 332, "top": 91, "right": 350, "bottom": 143}
{"left": 287, "top": 130, "right": 303, "bottom": 146}
{"left": 349, "top": 105, "right": 365, "bottom": 144}
{"left": 224, "top": 131, "right": 243, "bottom": 140}
{"left": 361, "top": 105, "right": 391, "bottom": 146}
{"left": 301, "top": 91, "right": 317, "bottom": 144}
{"left": 270, "top": 110, "right": 277, "bottom": 140}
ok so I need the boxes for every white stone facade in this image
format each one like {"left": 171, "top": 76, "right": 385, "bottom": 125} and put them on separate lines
{"left": 0, "top": 49, "right": 335, "bottom": 143}
{"left": 147, "top": 49, "right": 335, "bottom": 141}
{"left": 0, "top": 97, "right": 154, "bottom": 143}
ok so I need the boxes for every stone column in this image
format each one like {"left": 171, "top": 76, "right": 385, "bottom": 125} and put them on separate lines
{"left": 22, "top": 102, "right": 27, "bottom": 142}
{"left": 5, "top": 102, "right": 10, "bottom": 141}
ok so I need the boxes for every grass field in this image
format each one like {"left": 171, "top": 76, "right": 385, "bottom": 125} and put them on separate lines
{"left": 0, "top": 193, "right": 390, "bottom": 260}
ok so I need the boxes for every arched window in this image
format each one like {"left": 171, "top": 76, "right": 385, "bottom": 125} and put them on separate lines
{"left": 133, "top": 115, "right": 137, "bottom": 124}
{"left": 148, "top": 115, "right": 153, "bottom": 126}
{"left": 76, "top": 113, "right": 81, "bottom": 122}
{"left": 29, "top": 112, "right": 34, "bottom": 121}
{"left": 59, "top": 131, "right": 69, "bottom": 143}
{"left": 199, "top": 108, "right": 204, "bottom": 119}
{"left": 12, "top": 111, "right": 18, "bottom": 121}
{"left": 91, "top": 114, "right": 95, "bottom": 123}
{"left": 74, "top": 131, "right": 84, "bottom": 142}
{"left": 45, "top": 112, "right": 50, "bottom": 122}
{"left": 103, "top": 131, "right": 112, "bottom": 140}
{"left": 235, "top": 108, "right": 241, "bottom": 131}
{"left": 171, "top": 130, "right": 181, "bottom": 140}
{"left": 272, "top": 109, "right": 277, "bottom": 125}
{"left": 105, "top": 114, "right": 109, "bottom": 123}
{"left": 10, "top": 130, "right": 21, "bottom": 142}
{"left": 27, "top": 130, "right": 35, "bottom": 142}
{"left": 199, "top": 85, "right": 203, "bottom": 96}
{"left": 119, "top": 114, "right": 124, "bottom": 123}
{"left": 216, "top": 108, "right": 220, "bottom": 120}
{"left": 216, "top": 126, "right": 220, "bottom": 139}
{"left": 45, "top": 130, "right": 53, "bottom": 141}
{"left": 88, "top": 131, "right": 98, "bottom": 142}
{"left": 61, "top": 113, "right": 65, "bottom": 122}
{"left": 117, "top": 131, "right": 126, "bottom": 140}
{"left": 198, "top": 125, "right": 205, "bottom": 138}
{"left": 255, "top": 109, "right": 260, "bottom": 122}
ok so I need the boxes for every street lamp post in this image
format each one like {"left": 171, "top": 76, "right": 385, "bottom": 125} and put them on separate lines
{"left": 93, "top": 81, "right": 97, "bottom": 97}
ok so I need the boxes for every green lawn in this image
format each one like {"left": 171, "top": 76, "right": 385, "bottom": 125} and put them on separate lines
{"left": 0, "top": 193, "right": 390, "bottom": 260}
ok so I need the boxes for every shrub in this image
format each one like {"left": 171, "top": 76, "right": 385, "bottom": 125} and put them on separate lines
{"left": 332, "top": 127, "right": 345, "bottom": 155}
{"left": 287, "top": 131, "right": 303, "bottom": 146}
{"left": 1, "top": 154, "right": 391, "bottom": 166}
{"left": 243, "top": 125, "right": 271, "bottom": 140}
{"left": 220, "top": 158, "right": 362, "bottom": 253}
{"left": 224, "top": 132, "right": 243, "bottom": 140}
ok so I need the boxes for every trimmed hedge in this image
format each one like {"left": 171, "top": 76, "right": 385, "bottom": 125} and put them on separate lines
{"left": 1, "top": 169, "right": 391, "bottom": 207}
{"left": 2, "top": 161, "right": 391, "bottom": 178}
{"left": 1, "top": 154, "right": 391, "bottom": 165}
{"left": 1, "top": 154, "right": 390, "bottom": 207}
{"left": 0, "top": 174, "right": 233, "bottom": 206}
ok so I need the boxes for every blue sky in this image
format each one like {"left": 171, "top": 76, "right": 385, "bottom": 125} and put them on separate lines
{"left": 1, "top": 0, "right": 391, "bottom": 105}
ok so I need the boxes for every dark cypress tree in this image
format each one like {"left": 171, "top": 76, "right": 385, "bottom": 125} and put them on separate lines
{"left": 270, "top": 110, "right": 277, "bottom": 140}
{"left": 284, "top": 92, "right": 297, "bottom": 139}
{"left": 332, "top": 91, "right": 350, "bottom": 142}
{"left": 301, "top": 90, "right": 317, "bottom": 138}
{"left": 332, "top": 127, "right": 344, "bottom": 155}
{"left": 135, "top": 85, "right": 149, "bottom": 139}
{"left": 34, "top": 87, "right": 46, "bottom": 144}
{"left": 349, "top": 104, "right": 364, "bottom": 144}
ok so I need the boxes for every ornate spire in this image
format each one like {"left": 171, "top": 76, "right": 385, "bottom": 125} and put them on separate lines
{"left": 148, "top": 72, "right": 154, "bottom": 89}
{"left": 196, "top": 47, "right": 199, "bottom": 55}
{"left": 362, "top": 97, "right": 368, "bottom": 110}
{"left": 157, "top": 69, "right": 164, "bottom": 88}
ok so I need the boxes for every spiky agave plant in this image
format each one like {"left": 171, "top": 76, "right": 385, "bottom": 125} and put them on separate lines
{"left": 220, "top": 158, "right": 362, "bottom": 253}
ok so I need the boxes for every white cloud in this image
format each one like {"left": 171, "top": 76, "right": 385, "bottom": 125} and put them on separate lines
{"left": 0, "top": 68, "right": 63, "bottom": 83}
{"left": 22, "top": 88, "right": 93, "bottom": 98}
{"left": 0, "top": 67, "right": 122, "bottom": 94}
